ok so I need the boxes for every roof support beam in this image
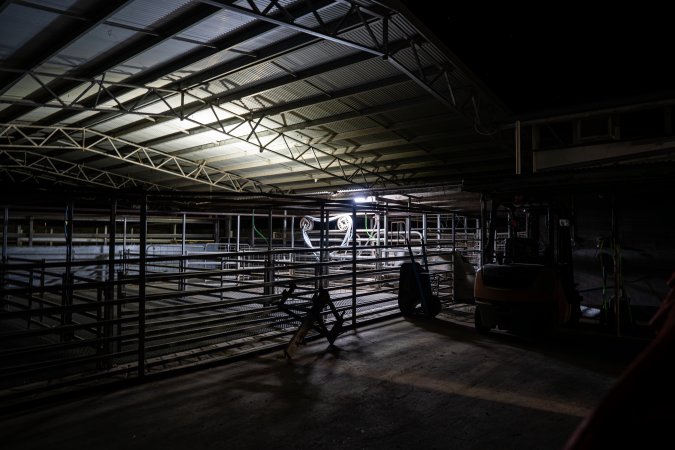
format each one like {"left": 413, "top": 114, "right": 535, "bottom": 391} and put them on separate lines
{"left": 35, "top": 0, "right": 340, "bottom": 128}
{"left": 200, "top": 0, "right": 488, "bottom": 123}
{"left": 0, "top": 123, "right": 283, "bottom": 193}
{"left": 0, "top": 2, "right": 221, "bottom": 123}
{"left": 0, "top": 149, "right": 166, "bottom": 190}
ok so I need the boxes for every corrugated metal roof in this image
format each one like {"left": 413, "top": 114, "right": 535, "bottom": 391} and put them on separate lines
{"left": 341, "top": 17, "right": 408, "bottom": 49}
{"left": 309, "top": 56, "right": 400, "bottom": 93}
{"left": 232, "top": 26, "right": 298, "bottom": 53}
{"left": 0, "top": 3, "right": 59, "bottom": 59}
{"left": 240, "top": 80, "right": 323, "bottom": 111}
{"left": 0, "top": 0, "right": 511, "bottom": 199}
{"left": 117, "top": 39, "right": 200, "bottom": 78}
{"left": 292, "top": 1, "right": 350, "bottom": 29}
{"left": 176, "top": 9, "right": 255, "bottom": 43}
{"left": 340, "top": 81, "right": 423, "bottom": 108}
{"left": 195, "top": 60, "right": 289, "bottom": 96}
{"left": 274, "top": 40, "right": 356, "bottom": 73}
{"left": 45, "top": 25, "right": 138, "bottom": 72}
{"left": 110, "top": 0, "right": 195, "bottom": 31}
{"left": 1, "top": 76, "right": 43, "bottom": 100}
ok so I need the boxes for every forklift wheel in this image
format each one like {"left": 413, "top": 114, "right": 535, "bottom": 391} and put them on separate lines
{"left": 474, "top": 307, "right": 490, "bottom": 334}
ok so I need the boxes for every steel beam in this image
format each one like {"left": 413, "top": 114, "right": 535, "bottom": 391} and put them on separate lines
{"left": 0, "top": 149, "right": 166, "bottom": 190}
{"left": 41, "top": 0, "right": 338, "bottom": 129}
{"left": 138, "top": 194, "right": 147, "bottom": 377}
{"left": 0, "top": 123, "right": 282, "bottom": 193}
{"left": 0, "top": 3, "right": 221, "bottom": 123}
{"left": 201, "top": 0, "right": 487, "bottom": 122}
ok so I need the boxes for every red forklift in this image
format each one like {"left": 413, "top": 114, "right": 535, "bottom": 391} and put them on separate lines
{"left": 474, "top": 195, "right": 581, "bottom": 333}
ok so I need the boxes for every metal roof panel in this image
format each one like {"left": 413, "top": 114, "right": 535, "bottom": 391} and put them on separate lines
{"left": 0, "top": 3, "right": 59, "bottom": 60}
{"left": 110, "top": 0, "right": 194, "bottom": 30}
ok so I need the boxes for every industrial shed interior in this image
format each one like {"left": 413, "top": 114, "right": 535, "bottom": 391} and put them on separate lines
{"left": 1, "top": 1, "right": 675, "bottom": 449}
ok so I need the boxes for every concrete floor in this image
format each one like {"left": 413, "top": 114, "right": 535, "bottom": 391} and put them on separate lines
{"left": 0, "top": 315, "right": 644, "bottom": 450}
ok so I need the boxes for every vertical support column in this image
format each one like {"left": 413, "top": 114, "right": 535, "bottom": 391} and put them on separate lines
{"left": 180, "top": 213, "right": 186, "bottom": 291}
{"left": 118, "top": 215, "right": 127, "bottom": 351}
{"left": 405, "top": 198, "right": 411, "bottom": 243}
{"left": 422, "top": 213, "right": 427, "bottom": 244}
{"left": 375, "top": 212, "right": 381, "bottom": 281}
{"left": 105, "top": 199, "right": 116, "bottom": 367}
{"left": 1, "top": 207, "right": 8, "bottom": 308}
{"left": 383, "top": 204, "right": 388, "bottom": 254}
{"left": 236, "top": 215, "right": 241, "bottom": 252}
{"left": 436, "top": 214, "right": 441, "bottom": 249}
{"left": 283, "top": 210, "right": 287, "bottom": 248}
{"left": 265, "top": 209, "right": 274, "bottom": 295}
{"left": 290, "top": 216, "right": 295, "bottom": 248}
{"left": 451, "top": 212, "right": 456, "bottom": 250}
{"left": 611, "top": 194, "right": 620, "bottom": 337}
{"left": 317, "top": 203, "right": 325, "bottom": 290}
{"left": 226, "top": 215, "right": 232, "bottom": 249}
{"left": 62, "top": 201, "right": 74, "bottom": 340}
{"left": 2, "top": 207, "right": 8, "bottom": 263}
{"left": 351, "top": 203, "right": 357, "bottom": 326}
{"left": 28, "top": 216, "right": 34, "bottom": 247}
{"left": 515, "top": 120, "right": 522, "bottom": 175}
{"left": 480, "top": 195, "right": 486, "bottom": 267}
{"left": 251, "top": 210, "right": 255, "bottom": 247}
{"left": 138, "top": 195, "right": 147, "bottom": 378}
{"left": 214, "top": 216, "right": 220, "bottom": 244}
{"left": 236, "top": 215, "right": 241, "bottom": 279}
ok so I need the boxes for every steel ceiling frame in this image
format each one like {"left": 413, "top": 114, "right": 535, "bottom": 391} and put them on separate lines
{"left": 0, "top": 123, "right": 284, "bottom": 193}
{"left": 0, "top": 149, "right": 166, "bottom": 190}
{"left": 0, "top": 0, "right": 507, "bottom": 195}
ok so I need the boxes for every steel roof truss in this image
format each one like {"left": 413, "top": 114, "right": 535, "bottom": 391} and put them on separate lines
{"left": 0, "top": 124, "right": 282, "bottom": 193}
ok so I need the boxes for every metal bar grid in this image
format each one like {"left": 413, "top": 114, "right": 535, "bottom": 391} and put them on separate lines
{"left": 0, "top": 193, "right": 482, "bottom": 406}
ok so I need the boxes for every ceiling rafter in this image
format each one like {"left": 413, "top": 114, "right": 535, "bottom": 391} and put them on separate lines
{"left": 0, "top": 1, "right": 221, "bottom": 123}
{"left": 28, "top": 0, "right": 341, "bottom": 129}
{"left": 0, "top": 123, "right": 284, "bottom": 193}
{"left": 1, "top": 68, "right": 404, "bottom": 189}
{"left": 201, "top": 0, "right": 496, "bottom": 126}
{"left": 0, "top": 149, "right": 167, "bottom": 190}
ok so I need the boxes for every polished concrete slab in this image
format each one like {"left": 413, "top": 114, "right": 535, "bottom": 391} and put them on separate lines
{"left": 0, "top": 315, "right": 644, "bottom": 450}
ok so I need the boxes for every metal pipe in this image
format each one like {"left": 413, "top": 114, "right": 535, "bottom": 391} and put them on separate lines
{"left": 406, "top": 198, "right": 411, "bottom": 242}
{"left": 2, "top": 207, "right": 7, "bottom": 262}
{"left": 266, "top": 208, "right": 273, "bottom": 295}
{"left": 515, "top": 119, "right": 522, "bottom": 175}
{"left": 352, "top": 203, "right": 357, "bottom": 326}
{"left": 236, "top": 215, "right": 241, "bottom": 277}
{"left": 317, "top": 203, "right": 325, "bottom": 290}
{"left": 383, "top": 204, "right": 388, "bottom": 248}
{"left": 62, "top": 201, "right": 74, "bottom": 338}
{"left": 226, "top": 215, "right": 232, "bottom": 249}
{"left": 181, "top": 212, "right": 186, "bottom": 291}
{"left": 1, "top": 207, "right": 7, "bottom": 300}
{"left": 106, "top": 199, "right": 116, "bottom": 367}
{"left": 291, "top": 216, "right": 295, "bottom": 248}
{"left": 436, "top": 214, "right": 441, "bottom": 249}
{"left": 28, "top": 216, "right": 33, "bottom": 247}
{"left": 236, "top": 215, "right": 240, "bottom": 252}
{"left": 138, "top": 195, "right": 147, "bottom": 378}
{"left": 451, "top": 212, "right": 456, "bottom": 249}
{"left": 251, "top": 209, "right": 255, "bottom": 247}
{"left": 283, "top": 209, "right": 287, "bottom": 247}
{"left": 422, "top": 213, "right": 427, "bottom": 243}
